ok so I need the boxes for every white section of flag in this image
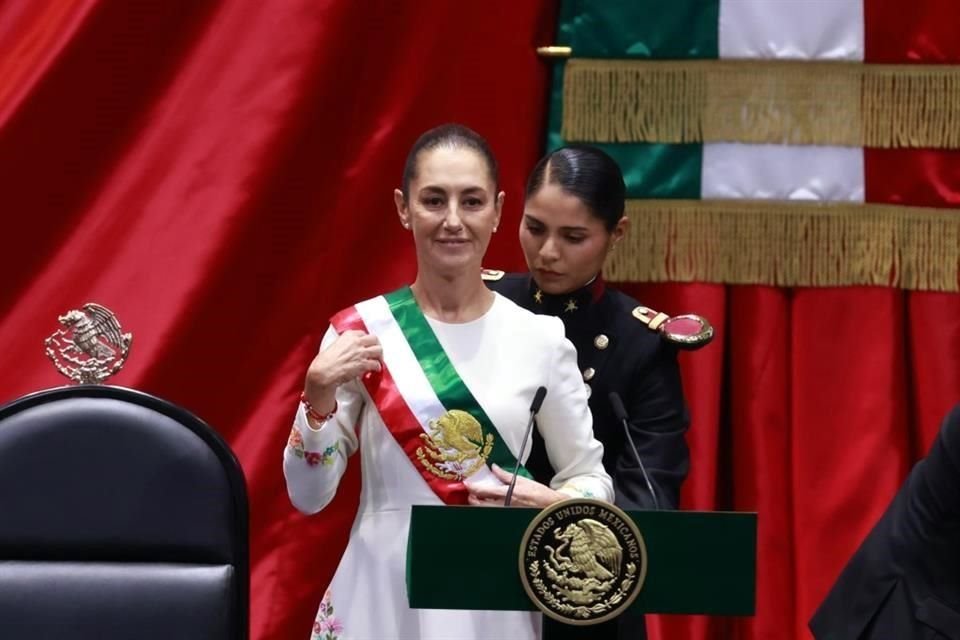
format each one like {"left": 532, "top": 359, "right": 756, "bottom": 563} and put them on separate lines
{"left": 704, "top": 0, "right": 865, "bottom": 201}
{"left": 718, "top": 0, "right": 864, "bottom": 60}
{"left": 702, "top": 144, "right": 864, "bottom": 201}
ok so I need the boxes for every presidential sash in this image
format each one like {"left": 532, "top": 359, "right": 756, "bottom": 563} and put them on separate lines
{"left": 330, "top": 287, "right": 531, "bottom": 505}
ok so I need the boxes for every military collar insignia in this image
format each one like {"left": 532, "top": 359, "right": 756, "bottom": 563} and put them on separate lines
{"left": 585, "top": 275, "right": 606, "bottom": 303}
{"left": 527, "top": 274, "right": 605, "bottom": 315}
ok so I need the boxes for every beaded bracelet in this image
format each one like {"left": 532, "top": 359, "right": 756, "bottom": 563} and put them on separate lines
{"left": 300, "top": 391, "right": 337, "bottom": 424}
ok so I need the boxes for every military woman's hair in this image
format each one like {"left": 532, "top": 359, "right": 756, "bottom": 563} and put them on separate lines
{"left": 525, "top": 145, "right": 626, "bottom": 231}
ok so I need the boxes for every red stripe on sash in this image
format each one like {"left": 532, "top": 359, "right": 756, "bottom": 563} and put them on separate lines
{"left": 330, "top": 305, "right": 468, "bottom": 505}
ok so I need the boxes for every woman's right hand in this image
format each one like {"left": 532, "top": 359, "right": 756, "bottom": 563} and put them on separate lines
{"left": 303, "top": 330, "right": 382, "bottom": 412}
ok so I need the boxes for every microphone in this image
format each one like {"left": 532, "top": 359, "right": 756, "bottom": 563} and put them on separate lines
{"left": 504, "top": 386, "right": 547, "bottom": 507}
{"left": 609, "top": 392, "right": 660, "bottom": 510}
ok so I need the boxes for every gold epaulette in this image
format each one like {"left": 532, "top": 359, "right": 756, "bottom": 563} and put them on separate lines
{"left": 631, "top": 306, "right": 670, "bottom": 331}
{"left": 632, "top": 306, "right": 715, "bottom": 350}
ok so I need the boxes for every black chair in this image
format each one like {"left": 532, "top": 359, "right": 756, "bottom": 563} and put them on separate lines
{"left": 0, "top": 386, "right": 249, "bottom": 639}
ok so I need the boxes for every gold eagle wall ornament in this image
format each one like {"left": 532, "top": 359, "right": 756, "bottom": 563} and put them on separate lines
{"left": 44, "top": 303, "right": 133, "bottom": 384}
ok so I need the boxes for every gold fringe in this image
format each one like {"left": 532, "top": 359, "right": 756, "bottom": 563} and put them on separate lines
{"left": 608, "top": 200, "right": 960, "bottom": 291}
{"left": 563, "top": 59, "right": 960, "bottom": 148}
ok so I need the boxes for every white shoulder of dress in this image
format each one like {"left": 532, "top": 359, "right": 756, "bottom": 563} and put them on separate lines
{"left": 492, "top": 293, "right": 565, "bottom": 343}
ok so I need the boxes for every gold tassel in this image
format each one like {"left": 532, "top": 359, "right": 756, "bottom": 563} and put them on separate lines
{"left": 606, "top": 200, "right": 960, "bottom": 291}
{"left": 563, "top": 59, "right": 960, "bottom": 148}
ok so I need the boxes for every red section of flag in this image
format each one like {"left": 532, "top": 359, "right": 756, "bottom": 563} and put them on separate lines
{"left": 865, "top": 0, "right": 960, "bottom": 62}
{"left": 866, "top": 148, "right": 960, "bottom": 208}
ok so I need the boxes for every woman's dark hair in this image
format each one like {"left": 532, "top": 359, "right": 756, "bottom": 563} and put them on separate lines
{"left": 401, "top": 123, "right": 499, "bottom": 201}
{"left": 524, "top": 145, "right": 626, "bottom": 231}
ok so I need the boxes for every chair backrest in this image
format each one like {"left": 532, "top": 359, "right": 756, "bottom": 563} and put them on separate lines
{"left": 0, "top": 386, "right": 249, "bottom": 640}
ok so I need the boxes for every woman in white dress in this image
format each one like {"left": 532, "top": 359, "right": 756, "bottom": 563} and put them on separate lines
{"left": 284, "top": 124, "right": 613, "bottom": 640}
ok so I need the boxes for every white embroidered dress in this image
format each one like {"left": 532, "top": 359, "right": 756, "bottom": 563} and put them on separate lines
{"left": 284, "top": 293, "right": 613, "bottom": 640}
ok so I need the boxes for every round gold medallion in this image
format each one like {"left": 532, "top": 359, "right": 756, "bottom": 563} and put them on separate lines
{"left": 518, "top": 498, "right": 647, "bottom": 625}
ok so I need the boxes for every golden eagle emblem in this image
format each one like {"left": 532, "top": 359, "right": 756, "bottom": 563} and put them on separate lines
{"left": 547, "top": 520, "right": 624, "bottom": 603}
{"left": 44, "top": 303, "right": 133, "bottom": 384}
{"left": 520, "top": 499, "right": 646, "bottom": 625}
{"left": 415, "top": 409, "right": 494, "bottom": 480}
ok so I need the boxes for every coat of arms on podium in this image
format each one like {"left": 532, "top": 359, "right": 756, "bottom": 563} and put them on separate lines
{"left": 519, "top": 498, "right": 647, "bottom": 625}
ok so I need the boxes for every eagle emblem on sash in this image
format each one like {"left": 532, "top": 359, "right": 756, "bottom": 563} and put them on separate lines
{"left": 416, "top": 409, "right": 494, "bottom": 480}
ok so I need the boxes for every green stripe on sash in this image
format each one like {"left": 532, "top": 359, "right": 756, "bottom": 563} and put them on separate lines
{"left": 384, "top": 287, "right": 532, "bottom": 480}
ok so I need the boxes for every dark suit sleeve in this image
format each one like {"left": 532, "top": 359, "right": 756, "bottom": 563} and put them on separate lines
{"left": 615, "top": 342, "right": 689, "bottom": 510}
{"left": 905, "top": 403, "right": 960, "bottom": 540}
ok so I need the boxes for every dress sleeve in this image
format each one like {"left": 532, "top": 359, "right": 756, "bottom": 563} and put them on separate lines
{"left": 536, "top": 320, "right": 614, "bottom": 502}
{"left": 283, "top": 324, "right": 365, "bottom": 515}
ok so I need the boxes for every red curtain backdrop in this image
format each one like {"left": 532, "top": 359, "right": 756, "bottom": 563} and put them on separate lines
{"left": 1, "top": 3, "right": 958, "bottom": 640}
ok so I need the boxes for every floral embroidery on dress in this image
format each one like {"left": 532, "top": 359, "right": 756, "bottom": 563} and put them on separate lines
{"left": 311, "top": 589, "right": 343, "bottom": 640}
{"left": 288, "top": 426, "right": 339, "bottom": 467}
{"left": 288, "top": 426, "right": 304, "bottom": 451}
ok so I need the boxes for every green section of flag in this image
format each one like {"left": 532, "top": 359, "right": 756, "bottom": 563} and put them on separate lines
{"left": 557, "top": 0, "right": 719, "bottom": 59}
{"left": 600, "top": 144, "right": 701, "bottom": 199}
{"left": 547, "top": 1, "right": 709, "bottom": 199}
{"left": 546, "top": 63, "right": 701, "bottom": 199}
{"left": 546, "top": 63, "right": 566, "bottom": 153}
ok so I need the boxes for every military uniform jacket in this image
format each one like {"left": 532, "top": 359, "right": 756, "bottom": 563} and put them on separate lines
{"left": 486, "top": 272, "right": 690, "bottom": 511}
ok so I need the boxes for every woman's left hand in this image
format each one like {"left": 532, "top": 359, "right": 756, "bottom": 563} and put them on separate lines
{"left": 467, "top": 464, "right": 568, "bottom": 508}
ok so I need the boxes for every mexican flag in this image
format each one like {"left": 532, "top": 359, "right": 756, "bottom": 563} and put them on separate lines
{"left": 548, "top": 0, "right": 960, "bottom": 293}
{"left": 547, "top": 2, "right": 960, "bottom": 639}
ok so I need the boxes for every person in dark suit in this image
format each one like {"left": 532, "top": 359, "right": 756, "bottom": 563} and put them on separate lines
{"left": 809, "top": 402, "right": 960, "bottom": 640}
{"left": 486, "top": 145, "right": 710, "bottom": 639}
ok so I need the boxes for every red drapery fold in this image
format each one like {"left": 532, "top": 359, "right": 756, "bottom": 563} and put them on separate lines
{"left": 0, "top": 1, "right": 558, "bottom": 637}
{"left": 2, "top": 2, "right": 958, "bottom": 640}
